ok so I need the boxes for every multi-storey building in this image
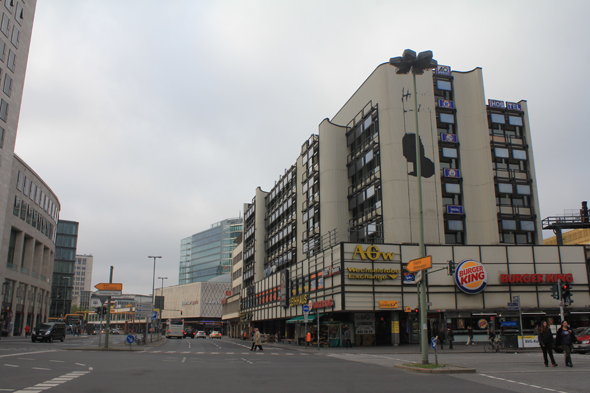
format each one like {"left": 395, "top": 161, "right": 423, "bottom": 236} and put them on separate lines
{"left": 72, "top": 254, "right": 93, "bottom": 308}
{"left": 50, "top": 220, "right": 78, "bottom": 318}
{"left": 239, "top": 59, "right": 589, "bottom": 346}
{"left": 221, "top": 231, "right": 244, "bottom": 337}
{"left": 0, "top": 2, "right": 63, "bottom": 337}
{"left": 179, "top": 218, "right": 243, "bottom": 284}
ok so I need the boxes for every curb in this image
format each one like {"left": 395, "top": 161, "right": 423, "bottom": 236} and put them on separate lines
{"left": 394, "top": 363, "right": 476, "bottom": 374}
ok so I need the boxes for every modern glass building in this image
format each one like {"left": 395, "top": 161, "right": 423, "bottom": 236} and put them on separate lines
{"left": 50, "top": 220, "right": 78, "bottom": 318}
{"left": 179, "top": 218, "right": 243, "bottom": 284}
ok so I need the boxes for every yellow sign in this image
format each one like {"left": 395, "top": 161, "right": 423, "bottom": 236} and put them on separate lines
{"left": 352, "top": 245, "right": 395, "bottom": 261}
{"left": 94, "top": 283, "right": 123, "bottom": 291}
{"left": 404, "top": 306, "right": 412, "bottom": 312}
{"left": 289, "top": 294, "right": 308, "bottom": 307}
{"left": 405, "top": 256, "right": 432, "bottom": 273}
{"left": 347, "top": 268, "right": 399, "bottom": 281}
{"left": 379, "top": 301, "right": 398, "bottom": 309}
{"left": 391, "top": 321, "right": 400, "bottom": 333}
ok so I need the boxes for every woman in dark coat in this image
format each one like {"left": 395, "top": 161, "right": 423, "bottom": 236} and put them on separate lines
{"left": 437, "top": 327, "right": 446, "bottom": 350}
{"left": 555, "top": 321, "right": 577, "bottom": 367}
{"left": 538, "top": 320, "right": 557, "bottom": 367}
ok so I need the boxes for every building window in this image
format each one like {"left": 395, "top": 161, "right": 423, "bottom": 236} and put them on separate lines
{"left": 0, "top": 98, "right": 8, "bottom": 121}
{"left": 508, "top": 116, "right": 523, "bottom": 126}
{"left": 439, "top": 113, "right": 455, "bottom": 124}
{"left": 494, "top": 148, "right": 509, "bottom": 158}
{"left": 512, "top": 150, "right": 527, "bottom": 160}
{"left": 7, "top": 48, "right": 14, "bottom": 71}
{"left": 10, "top": 25, "right": 17, "bottom": 48}
{"left": 0, "top": 13, "right": 8, "bottom": 37}
{"left": 0, "top": 126, "right": 4, "bottom": 148}
{"left": 502, "top": 220, "right": 517, "bottom": 230}
{"left": 436, "top": 80, "right": 452, "bottom": 91}
{"left": 498, "top": 183, "right": 513, "bottom": 194}
{"left": 0, "top": 39, "right": 5, "bottom": 62}
{"left": 516, "top": 184, "right": 531, "bottom": 195}
{"left": 445, "top": 183, "right": 461, "bottom": 194}
{"left": 3, "top": 73, "right": 11, "bottom": 97}
{"left": 490, "top": 113, "right": 505, "bottom": 124}
{"left": 441, "top": 147, "right": 457, "bottom": 158}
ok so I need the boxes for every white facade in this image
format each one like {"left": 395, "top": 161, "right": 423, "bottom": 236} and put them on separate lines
{"left": 72, "top": 254, "right": 93, "bottom": 301}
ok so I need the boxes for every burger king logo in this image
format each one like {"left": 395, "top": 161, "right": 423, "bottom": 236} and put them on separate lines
{"left": 454, "top": 259, "right": 488, "bottom": 294}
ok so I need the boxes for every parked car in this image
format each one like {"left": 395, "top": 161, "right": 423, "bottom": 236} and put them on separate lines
{"left": 209, "top": 331, "right": 222, "bottom": 339}
{"left": 573, "top": 327, "right": 590, "bottom": 354}
{"left": 111, "top": 329, "right": 120, "bottom": 335}
{"left": 183, "top": 328, "right": 196, "bottom": 339}
{"left": 196, "top": 331, "right": 207, "bottom": 339}
{"left": 31, "top": 322, "right": 66, "bottom": 343}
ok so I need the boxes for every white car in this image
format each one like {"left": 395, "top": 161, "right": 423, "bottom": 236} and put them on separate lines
{"left": 196, "top": 331, "right": 207, "bottom": 339}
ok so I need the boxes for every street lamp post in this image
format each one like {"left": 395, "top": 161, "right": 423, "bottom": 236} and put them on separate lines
{"left": 389, "top": 49, "right": 437, "bottom": 365}
{"left": 157, "top": 276, "right": 167, "bottom": 336}
{"left": 148, "top": 256, "right": 161, "bottom": 342}
{"left": 62, "top": 276, "right": 71, "bottom": 320}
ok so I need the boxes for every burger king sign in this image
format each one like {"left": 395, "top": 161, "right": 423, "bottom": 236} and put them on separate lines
{"left": 454, "top": 259, "right": 488, "bottom": 294}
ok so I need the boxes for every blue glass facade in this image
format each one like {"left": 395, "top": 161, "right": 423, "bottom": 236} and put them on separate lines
{"left": 179, "top": 218, "right": 243, "bottom": 284}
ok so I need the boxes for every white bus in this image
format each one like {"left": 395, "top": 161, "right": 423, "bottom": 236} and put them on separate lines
{"left": 166, "top": 318, "right": 184, "bottom": 339}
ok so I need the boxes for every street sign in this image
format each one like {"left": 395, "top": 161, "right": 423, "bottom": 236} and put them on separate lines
{"left": 512, "top": 295, "right": 520, "bottom": 303}
{"left": 415, "top": 270, "right": 423, "bottom": 283}
{"left": 151, "top": 311, "right": 158, "bottom": 320}
{"left": 507, "top": 302, "right": 519, "bottom": 307}
{"left": 431, "top": 337, "right": 437, "bottom": 349}
{"left": 406, "top": 256, "right": 432, "bottom": 273}
{"left": 508, "top": 307, "right": 519, "bottom": 310}
{"left": 304, "top": 315, "right": 308, "bottom": 323}
{"left": 95, "top": 283, "right": 123, "bottom": 291}
{"left": 126, "top": 335, "right": 135, "bottom": 344}
{"left": 95, "top": 290, "right": 122, "bottom": 296}
{"left": 302, "top": 305, "right": 310, "bottom": 313}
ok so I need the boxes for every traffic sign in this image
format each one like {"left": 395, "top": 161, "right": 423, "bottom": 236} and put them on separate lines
{"left": 95, "top": 283, "right": 123, "bottom": 291}
{"left": 415, "top": 270, "right": 423, "bottom": 283}
{"left": 507, "top": 302, "right": 519, "bottom": 307}
{"left": 95, "top": 290, "right": 122, "bottom": 296}
{"left": 406, "top": 256, "right": 432, "bottom": 273}
{"left": 126, "top": 335, "right": 135, "bottom": 344}
{"left": 302, "top": 305, "right": 310, "bottom": 313}
{"left": 431, "top": 337, "right": 437, "bottom": 349}
{"left": 152, "top": 311, "right": 158, "bottom": 320}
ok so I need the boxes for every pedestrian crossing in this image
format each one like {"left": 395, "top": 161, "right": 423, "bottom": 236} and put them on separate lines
{"left": 144, "top": 350, "right": 316, "bottom": 356}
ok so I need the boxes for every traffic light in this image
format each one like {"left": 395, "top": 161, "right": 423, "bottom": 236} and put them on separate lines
{"left": 581, "top": 201, "right": 589, "bottom": 223}
{"left": 180, "top": 311, "right": 183, "bottom": 315}
{"left": 551, "top": 284, "right": 560, "bottom": 299}
{"left": 447, "top": 260, "right": 456, "bottom": 276}
{"left": 562, "top": 283, "right": 571, "bottom": 301}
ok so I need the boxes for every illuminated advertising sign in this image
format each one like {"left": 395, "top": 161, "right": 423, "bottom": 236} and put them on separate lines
{"left": 506, "top": 102, "right": 522, "bottom": 111}
{"left": 488, "top": 99, "right": 505, "bottom": 109}
{"left": 435, "top": 65, "right": 452, "bottom": 76}
{"left": 500, "top": 273, "right": 573, "bottom": 284}
{"left": 454, "top": 259, "right": 488, "bottom": 294}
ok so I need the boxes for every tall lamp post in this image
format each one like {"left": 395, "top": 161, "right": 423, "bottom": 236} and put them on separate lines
{"left": 62, "top": 276, "right": 71, "bottom": 320}
{"left": 148, "top": 256, "right": 161, "bottom": 342}
{"left": 389, "top": 49, "right": 437, "bottom": 365}
{"left": 157, "top": 276, "right": 167, "bottom": 336}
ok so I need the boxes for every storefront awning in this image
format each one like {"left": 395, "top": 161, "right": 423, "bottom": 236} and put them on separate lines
{"left": 286, "top": 314, "right": 324, "bottom": 324}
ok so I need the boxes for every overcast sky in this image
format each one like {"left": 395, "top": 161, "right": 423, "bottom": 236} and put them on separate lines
{"left": 14, "top": 0, "right": 590, "bottom": 294}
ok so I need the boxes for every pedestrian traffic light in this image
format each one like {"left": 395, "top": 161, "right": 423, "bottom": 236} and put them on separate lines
{"left": 551, "top": 284, "right": 560, "bottom": 299}
{"left": 447, "top": 260, "right": 455, "bottom": 275}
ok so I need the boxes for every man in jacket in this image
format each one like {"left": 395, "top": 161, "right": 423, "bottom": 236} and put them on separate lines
{"left": 437, "top": 327, "right": 446, "bottom": 350}
{"left": 343, "top": 328, "right": 352, "bottom": 348}
{"left": 251, "top": 328, "right": 263, "bottom": 351}
{"left": 447, "top": 327, "right": 454, "bottom": 349}
{"left": 555, "top": 321, "right": 577, "bottom": 367}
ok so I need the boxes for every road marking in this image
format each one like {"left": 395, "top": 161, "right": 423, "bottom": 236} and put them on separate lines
{"left": 12, "top": 371, "right": 90, "bottom": 393}
{"left": 480, "top": 374, "right": 567, "bottom": 393}
{"left": 181, "top": 357, "right": 186, "bottom": 363}
{"left": 241, "top": 358, "right": 253, "bottom": 364}
{"left": 32, "top": 367, "right": 50, "bottom": 370}
{"left": 49, "top": 360, "right": 65, "bottom": 363}
{"left": 3, "top": 364, "right": 18, "bottom": 367}
{"left": 75, "top": 363, "right": 86, "bottom": 366}
{"left": 0, "top": 350, "right": 56, "bottom": 359}
{"left": 16, "top": 358, "right": 34, "bottom": 360}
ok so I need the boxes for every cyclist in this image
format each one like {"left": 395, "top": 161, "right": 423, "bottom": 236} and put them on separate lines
{"left": 487, "top": 328, "right": 497, "bottom": 350}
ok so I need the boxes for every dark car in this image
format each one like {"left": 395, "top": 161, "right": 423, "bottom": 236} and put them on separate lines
{"left": 183, "top": 328, "right": 196, "bottom": 339}
{"left": 31, "top": 322, "right": 66, "bottom": 343}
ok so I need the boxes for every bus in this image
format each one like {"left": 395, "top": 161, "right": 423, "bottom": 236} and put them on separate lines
{"left": 166, "top": 318, "right": 184, "bottom": 339}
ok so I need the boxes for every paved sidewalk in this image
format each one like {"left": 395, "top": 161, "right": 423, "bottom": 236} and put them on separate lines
{"left": 225, "top": 337, "right": 530, "bottom": 355}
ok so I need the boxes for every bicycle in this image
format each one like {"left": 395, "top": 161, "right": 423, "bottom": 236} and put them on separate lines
{"left": 484, "top": 337, "right": 506, "bottom": 353}
{"left": 134, "top": 334, "right": 146, "bottom": 345}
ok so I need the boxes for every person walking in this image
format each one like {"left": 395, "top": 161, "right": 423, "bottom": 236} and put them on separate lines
{"left": 306, "top": 331, "right": 312, "bottom": 347}
{"left": 24, "top": 325, "right": 30, "bottom": 338}
{"left": 556, "top": 321, "right": 577, "bottom": 367}
{"left": 343, "top": 328, "right": 352, "bottom": 349}
{"left": 252, "top": 328, "right": 263, "bottom": 351}
{"left": 437, "top": 327, "right": 446, "bottom": 350}
{"left": 538, "top": 320, "right": 557, "bottom": 367}
{"left": 487, "top": 328, "right": 496, "bottom": 350}
{"left": 447, "top": 327, "right": 454, "bottom": 349}
{"left": 466, "top": 326, "right": 475, "bottom": 346}
{"left": 250, "top": 330, "right": 256, "bottom": 351}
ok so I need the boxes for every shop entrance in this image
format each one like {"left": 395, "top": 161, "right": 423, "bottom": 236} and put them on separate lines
{"left": 375, "top": 312, "right": 392, "bottom": 345}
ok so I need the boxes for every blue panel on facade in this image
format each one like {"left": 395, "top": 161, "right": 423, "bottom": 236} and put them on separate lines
{"left": 440, "top": 133, "right": 457, "bottom": 143}
{"left": 446, "top": 205, "right": 464, "bottom": 214}
{"left": 438, "top": 99, "right": 454, "bottom": 109}
{"left": 443, "top": 168, "right": 461, "bottom": 178}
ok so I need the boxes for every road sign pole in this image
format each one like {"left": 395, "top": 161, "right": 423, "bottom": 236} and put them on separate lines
{"left": 105, "top": 266, "right": 113, "bottom": 349}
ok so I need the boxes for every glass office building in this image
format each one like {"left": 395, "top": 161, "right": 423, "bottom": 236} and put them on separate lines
{"left": 179, "top": 218, "right": 243, "bottom": 284}
{"left": 50, "top": 220, "right": 79, "bottom": 318}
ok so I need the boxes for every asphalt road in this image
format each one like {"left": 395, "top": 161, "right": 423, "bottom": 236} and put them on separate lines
{"left": 1, "top": 336, "right": 588, "bottom": 393}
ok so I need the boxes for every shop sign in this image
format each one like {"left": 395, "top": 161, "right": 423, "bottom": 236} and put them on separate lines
{"left": 347, "top": 267, "right": 400, "bottom": 281}
{"left": 312, "top": 299, "right": 334, "bottom": 309}
{"left": 279, "top": 269, "right": 289, "bottom": 308}
{"left": 506, "top": 102, "right": 522, "bottom": 111}
{"left": 289, "top": 294, "right": 308, "bottom": 307}
{"left": 478, "top": 319, "right": 488, "bottom": 329}
{"left": 181, "top": 300, "right": 199, "bottom": 305}
{"left": 352, "top": 245, "right": 395, "bottom": 261}
{"left": 500, "top": 273, "right": 573, "bottom": 284}
{"left": 454, "top": 259, "right": 488, "bottom": 294}
{"left": 378, "top": 301, "right": 398, "bottom": 309}
{"left": 518, "top": 335, "right": 539, "bottom": 348}
{"left": 240, "top": 312, "right": 252, "bottom": 321}
{"left": 488, "top": 99, "right": 505, "bottom": 109}
{"left": 435, "top": 65, "right": 451, "bottom": 76}
{"left": 391, "top": 321, "right": 400, "bottom": 333}
{"left": 354, "top": 313, "right": 375, "bottom": 335}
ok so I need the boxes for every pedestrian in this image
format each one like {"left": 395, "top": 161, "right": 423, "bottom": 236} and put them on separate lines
{"left": 306, "top": 331, "right": 312, "bottom": 347}
{"left": 538, "top": 320, "right": 557, "bottom": 367}
{"left": 251, "top": 328, "right": 263, "bottom": 351}
{"left": 250, "top": 330, "right": 256, "bottom": 350}
{"left": 24, "top": 325, "right": 30, "bottom": 338}
{"left": 437, "top": 327, "right": 446, "bottom": 350}
{"left": 555, "top": 321, "right": 578, "bottom": 367}
{"left": 447, "top": 327, "right": 454, "bottom": 349}
{"left": 466, "top": 326, "right": 475, "bottom": 346}
{"left": 343, "top": 328, "right": 352, "bottom": 349}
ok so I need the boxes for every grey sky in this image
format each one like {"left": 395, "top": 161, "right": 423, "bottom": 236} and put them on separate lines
{"left": 14, "top": 0, "right": 590, "bottom": 294}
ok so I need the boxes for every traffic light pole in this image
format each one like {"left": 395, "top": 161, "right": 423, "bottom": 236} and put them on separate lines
{"left": 557, "top": 279, "right": 565, "bottom": 323}
{"left": 104, "top": 266, "right": 113, "bottom": 349}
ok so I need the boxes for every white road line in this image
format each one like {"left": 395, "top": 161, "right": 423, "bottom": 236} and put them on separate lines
{"left": 480, "top": 374, "right": 568, "bottom": 393}
{"left": 181, "top": 357, "right": 186, "bottom": 363}
{"left": 241, "top": 358, "right": 253, "bottom": 364}
{"left": 16, "top": 358, "right": 34, "bottom": 361}
{"left": 32, "top": 367, "right": 50, "bottom": 370}
{"left": 49, "top": 360, "right": 65, "bottom": 363}
{"left": 3, "top": 364, "right": 18, "bottom": 367}
{"left": 75, "top": 363, "right": 86, "bottom": 366}
{"left": 0, "top": 350, "right": 56, "bottom": 359}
